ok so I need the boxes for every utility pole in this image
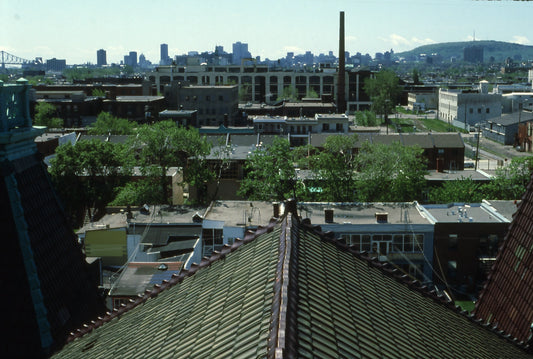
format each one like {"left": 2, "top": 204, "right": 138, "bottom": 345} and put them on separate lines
{"left": 474, "top": 123, "right": 481, "bottom": 171}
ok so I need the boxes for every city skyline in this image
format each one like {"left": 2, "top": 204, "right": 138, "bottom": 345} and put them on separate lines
{"left": 1, "top": 0, "right": 531, "bottom": 65}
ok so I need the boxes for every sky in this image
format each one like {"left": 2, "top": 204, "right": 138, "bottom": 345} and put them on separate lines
{"left": 1, "top": 0, "right": 531, "bottom": 65}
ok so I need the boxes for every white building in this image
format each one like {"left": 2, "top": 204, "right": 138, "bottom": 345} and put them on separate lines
{"left": 438, "top": 81, "right": 502, "bottom": 130}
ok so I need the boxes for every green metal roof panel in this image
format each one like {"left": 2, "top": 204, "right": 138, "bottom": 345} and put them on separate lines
{"left": 53, "top": 226, "right": 281, "bottom": 358}
{"left": 52, "top": 209, "right": 531, "bottom": 358}
{"left": 294, "top": 225, "right": 531, "bottom": 358}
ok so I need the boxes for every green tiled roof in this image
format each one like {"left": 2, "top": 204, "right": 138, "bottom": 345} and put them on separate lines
{"left": 52, "top": 209, "right": 532, "bottom": 358}
{"left": 295, "top": 225, "right": 531, "bottom": 358}
{"left": 53, "top": 223, "right": 281, "bottom": 358}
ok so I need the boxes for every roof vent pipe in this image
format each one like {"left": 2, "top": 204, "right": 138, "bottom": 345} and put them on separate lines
{"left": 273, "top": 202, "right": 280, "bottom": 218}
{"left": 324, "top": 209, "right": 334, "bottom": 223}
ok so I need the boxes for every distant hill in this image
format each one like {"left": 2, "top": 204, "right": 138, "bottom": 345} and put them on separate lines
{"left": 395, "top": 40, "right": 533, "bottom": 62}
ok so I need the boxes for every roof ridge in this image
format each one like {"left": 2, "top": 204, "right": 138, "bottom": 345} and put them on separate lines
{"left": 299, "top": 221, "right": 531, "bottom": 352}
{"left": 66, "top": 217, "right": 281, "bottom": 343}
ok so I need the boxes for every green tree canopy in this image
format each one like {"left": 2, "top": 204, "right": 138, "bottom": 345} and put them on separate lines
{"left": 356, "top": 142, "right": 427, "bottom": 202}
{"left": 131, "top": 121, "right": 212, "bottom": 204}
{"left": 49, "top": 139, "right": 132, "bottom": 225}
{"left": 277, "top": 86, "right": 298, "bottom": 102}
{"left": 34, "top": 102, "right": 63, "bottom": 128}
{"left": 428, "top": 177, "right": 486, "bottom": 204}
{"left": 89, "top": 112, "right": 136, "bottom": 135}
{"left": 364, "top": 69, "right": 402, "bottom": 122}
{"left": 309, "top": 135, "right": 359, "bottom": 202}
{"left": 238, "top": 137, "right": 300, "bottom": 201}
{"left": 484, "top": 157, "right": 533, "bottom": 200}
{"left": 355, "top": 110, "right": 379, "bottom": 127}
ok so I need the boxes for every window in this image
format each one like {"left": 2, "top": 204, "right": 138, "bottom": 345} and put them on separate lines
{"left": 322, "top": 123, "right": 329, "bottom": 131}
{"left": 336, "top": 123, "right": 343, "bottom": 131}
{"left": 415, "top": 234, "right": 424, "bottom": 251}
{"left": 393, "top": 235, "right": 403, "bottom": 251}
{"left": 361, "top": 235, "right": 371, "bottom": 251}
{"left": 449, "top": 234, "right": 458, "bottom": 250}
{"left": 486, "top": 108, "right": 490, "bottom": 113}
{"left": 206, "top": 95, "right": 211, "bottom": 101}
{"left": 404, "top": 235, "right": 414, "bottom": 252}
{"left": 469, "top": 108, "right": 473, "bottom": 114}
{"left": 202, "top": 228, "right": 223, "bottom": 256}
{"left": 477, "top": 108, "right": 481, "bottom": 114}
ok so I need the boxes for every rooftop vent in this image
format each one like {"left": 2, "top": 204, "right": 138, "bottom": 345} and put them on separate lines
{"left": 273, "top": 202, "right": 280, "bottom": 218}
{"left": 375, "top": 212, "right": 388, "bottom": 223}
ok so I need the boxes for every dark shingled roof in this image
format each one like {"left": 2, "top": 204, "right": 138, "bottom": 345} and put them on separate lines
{"left": 474, "top": 174, "right": 533, "bottom": 343}
{"left": 51, "top": 205, "right": 532, "bottom": 358}
{"left": 1, "top": 153, "right": 105, "bottom": 357}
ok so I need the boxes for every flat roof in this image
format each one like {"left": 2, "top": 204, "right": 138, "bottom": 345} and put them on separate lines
{"left": 297, "top": 202, "right": 431, "bottom": 225}
{"left": 204, "top": 201, "right": 276, "bottom": 227}
{"left": 421, "top": 202, "right": 510, "bottom": 223}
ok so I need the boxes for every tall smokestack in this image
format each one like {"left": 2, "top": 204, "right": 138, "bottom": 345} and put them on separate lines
{"left": 338, "top": 11, "right": 346, "bottom": 114}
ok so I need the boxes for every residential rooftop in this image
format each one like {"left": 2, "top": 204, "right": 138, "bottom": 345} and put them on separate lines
{"left": 297, "top": 201, "right": 431, "bottom": 225}
{"left": 203, "top": 200, "right": 277, "bottom": 227}
{"left": 420, "top": 202, "right": 511, "bottom": 224}
{"left": 52, "top": 205, "right": 532, "bottom": 358}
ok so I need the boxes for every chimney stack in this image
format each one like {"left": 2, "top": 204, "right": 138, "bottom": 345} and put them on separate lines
{"left": 337, "top": 11, "right": 346, "bottom": 114}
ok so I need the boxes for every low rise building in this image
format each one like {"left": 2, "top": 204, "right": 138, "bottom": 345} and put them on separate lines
{"left": 438, "top": 81, "right": 502, "bottom": 130}
{"left": 297, "top": 202, "right": 435, "bottom": 282}
{"left": 419, "top": 200, "right": 516, "bottom": 296}
{"left": 164, "top": 82, "right": 240, "bottom": 127}
{"left": 482, "top": 111, "right": 533, "bottom": 146}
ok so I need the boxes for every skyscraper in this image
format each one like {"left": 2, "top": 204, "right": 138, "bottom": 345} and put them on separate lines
{"left": 160, "top": 43, "right": 169, "bottom": 65}
{"left": 232, "top": 41, "right": 251, "bottom": 65}
{"left": 97, "top": 49, "right": 107, "bottom": 67}
{"left": 124, "top": 51, "right": 138, "bottom": 67}
{"left": 129, "top": 51, "right": 138, "bottom": 67}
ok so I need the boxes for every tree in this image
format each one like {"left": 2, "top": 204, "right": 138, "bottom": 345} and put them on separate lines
{"left": 239, "top": 84, "right": 252, "bottom": 102}
{"left": 355, "top": 110, "right": 379, "bottom": 126}
{"left": 364, "top": 69, "right": 402, "bottom": 127}
{"left": 306, "top": 88, "right": 319, "bottom": 99}
{"left": 49, "top": 139, "right": 132, "bottom": 225}
{"left": 277, "top": 86, "right": 298, "bottom": 102}
{"left": 89, "top": 112, "right": 136, "bottom": 135}
{"left": 484, "top": 157, "right": 533, "bottom": 200}
{"left": 238, "top": 137, "right": 300, "bottom": 201}
{"left": 34, "top": 102, "right": 63, "bottom": 128}
{"left": 355, "top": 142, "right": 427, "bottom": 202}
{"left": 110, "top": 179, "right": 162, "bottom": 206}
{"left": 91, "top": 88, "right": 106, "bottom": 97}
{"left": 412, "top": 68, "right": 421, "bottom": 85}
{"left": 428, "top": 177, "right": 485, "bottom": 204}
{"left": 132, "top": 121, "right": 212, "bottom": 204}
{"left": 309, "top": 135, "right": 358, "bottom": 202}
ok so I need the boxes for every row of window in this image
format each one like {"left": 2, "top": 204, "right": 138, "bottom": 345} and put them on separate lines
{"left": 184, "top": 95, "right": 225, "bottom": 102}
{"left": 469, "top": 107, "right": 490, "bottom": 114}
{"left": 339, "top": 233, "right": 424, "bottom": 254}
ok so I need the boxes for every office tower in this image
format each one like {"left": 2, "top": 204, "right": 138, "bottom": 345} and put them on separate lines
{"left": 97, "top": 49, "right": 107, "bottom": 67}
{"left": 129, "top": 51, "right": 138, "bottom": 67}
{"left": 160, "top": 43, "right": 169, "bottom": 64}
{"left": 232, "top": 41, "right": 251, "bottom": 65}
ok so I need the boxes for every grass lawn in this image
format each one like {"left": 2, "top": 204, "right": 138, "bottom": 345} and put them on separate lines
{"left": 421, "top": 118, "right": 468, "bottom": 133}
